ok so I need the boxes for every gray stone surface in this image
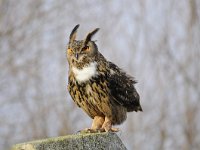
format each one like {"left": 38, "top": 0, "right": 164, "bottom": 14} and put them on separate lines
{"left": 11, "top": 132, "right": 127, "bottom": 150}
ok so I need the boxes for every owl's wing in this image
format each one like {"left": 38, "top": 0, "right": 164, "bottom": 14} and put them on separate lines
{"left": 107, "top": 62, "right": 142, "bottom": 112}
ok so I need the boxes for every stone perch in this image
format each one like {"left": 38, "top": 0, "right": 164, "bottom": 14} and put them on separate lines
{"left": 11, "top": 132, "right": 127, "bottom": 150}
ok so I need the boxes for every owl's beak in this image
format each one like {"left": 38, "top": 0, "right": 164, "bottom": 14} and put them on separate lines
{"left": 75, "top": 53, "right": 79, "bottom": 60}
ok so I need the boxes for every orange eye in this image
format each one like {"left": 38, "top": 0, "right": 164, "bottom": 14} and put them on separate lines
{"left": 82, "top": 46, "right": 90, "bottom": 51}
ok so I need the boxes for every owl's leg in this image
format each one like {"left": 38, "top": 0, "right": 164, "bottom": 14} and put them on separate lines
{"left": 91, "top": 116, "right": 105, "bottom": 130}
{"left": 82, "top": 116, "right": 104, "bottom": 133}
{"left": 101, "top": 116, "right": 119, "bottom": 132}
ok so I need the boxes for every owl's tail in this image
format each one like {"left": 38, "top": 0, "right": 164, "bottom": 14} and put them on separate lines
{"left": 126, "top": 103, "right": 143, "bottom": 112}
{"left": 126, "top": 89, "right": 143, "bottom": 112}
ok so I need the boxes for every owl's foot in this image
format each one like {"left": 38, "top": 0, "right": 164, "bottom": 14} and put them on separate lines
{"left": 78, "top": 127, "right": 119, "bottom": 133}
{"left": 99, "top": 127, "right": 119, "bottom": 132}
{"left": 79, "top": 128, "right": 101, "bottom": 133}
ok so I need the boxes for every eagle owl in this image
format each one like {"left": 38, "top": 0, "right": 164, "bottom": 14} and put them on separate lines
{"left": 67, "top": 24, "right": 142, "bottom": 132}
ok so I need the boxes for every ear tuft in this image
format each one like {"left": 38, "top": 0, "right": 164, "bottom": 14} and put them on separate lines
{"left": 69, "top": 24, "right": 80, "bottom": 42}
{"left": 84, "top": 28, "right": 100, "bottom": 45}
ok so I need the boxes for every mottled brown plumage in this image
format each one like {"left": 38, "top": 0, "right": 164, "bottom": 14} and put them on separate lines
{"left": 66, "top": 24, "right": 142, "bottom": 132}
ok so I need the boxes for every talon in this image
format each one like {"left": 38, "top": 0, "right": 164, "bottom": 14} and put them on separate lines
{"left": 110, "top": 127, "right": 119, "bottom": 132}
{"left": 99, "top": 128, "right": 106, "bottom": 132}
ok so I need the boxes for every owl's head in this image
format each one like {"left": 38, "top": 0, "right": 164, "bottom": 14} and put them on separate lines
{"left": 67, "top": 24, "right": 99, "bottom": 69}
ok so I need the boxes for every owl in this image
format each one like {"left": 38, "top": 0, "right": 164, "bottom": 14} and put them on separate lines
{"left": 67, "top": 24, "right": 142, "bottom": 132}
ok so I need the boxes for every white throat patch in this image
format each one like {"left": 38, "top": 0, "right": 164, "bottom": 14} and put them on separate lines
{"left": 72, "top": 62, "right": 98, "bottom": 82}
